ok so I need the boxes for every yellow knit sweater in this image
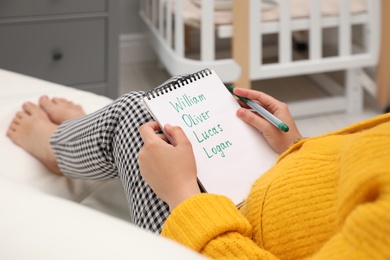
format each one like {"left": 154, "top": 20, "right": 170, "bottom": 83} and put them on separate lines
{"left": 161, "top": 114, "right": 390, "bottom": 259}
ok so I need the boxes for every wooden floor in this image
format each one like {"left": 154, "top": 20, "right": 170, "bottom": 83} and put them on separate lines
{"left": 119, "top": 61, "right": 381, "bottom": 137}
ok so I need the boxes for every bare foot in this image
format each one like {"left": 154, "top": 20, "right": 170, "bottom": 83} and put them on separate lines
{"left": 39, "top": 96, "right": 86, "bottom": 125}
{"left": 7, "top": 102, "right": 62, "bottom": 175}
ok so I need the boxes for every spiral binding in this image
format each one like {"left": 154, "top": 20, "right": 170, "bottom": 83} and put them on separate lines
{"left": 143, "top": 68, "right": 211, "bottom": 100}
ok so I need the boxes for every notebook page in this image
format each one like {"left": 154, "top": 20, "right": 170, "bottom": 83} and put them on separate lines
{"left": 142, "top": 70, "right": 278, "bottom": 205}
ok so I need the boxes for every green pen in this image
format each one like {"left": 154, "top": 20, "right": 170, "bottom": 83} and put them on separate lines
{"left": 228, "top": 86, "right": 289, "bottom": 132}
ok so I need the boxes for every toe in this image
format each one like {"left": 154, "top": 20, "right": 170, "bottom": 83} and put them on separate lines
{"left": 16, "top": 111, "right": 25, "bottom": 119}
{"left": 6, "top": 122, "right": 18, "bottom": 142}
{"left": 6, "top": 128, "right": 13, "bottom": 139}
{"left": 52, "top": 97, "right": 61, "bottom": 104}
{"left": 12, "top": 115, "right": 22, "bottom": 126}
{"left": 39, "top": 95, "right": 53, "bottom": 113}
{"left": 57, "top": 98, "right": 69, "bottom": 105}
{"left": 23, "top": 102, "right": 40, "bottom": 115}
{"left": 24, "top": 101, "right": 49, "bottom": 121}
{"left": 22, "top": 102, "right": 33, "bottom": 115}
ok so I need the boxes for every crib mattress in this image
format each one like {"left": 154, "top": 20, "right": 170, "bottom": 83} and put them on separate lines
{"left": 169, "top": 0, "right": 368, "bottom": 28}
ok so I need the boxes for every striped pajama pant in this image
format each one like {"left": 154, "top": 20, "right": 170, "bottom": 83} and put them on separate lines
{"left": 50, "top": 91, "right": 170, "bottom": 233}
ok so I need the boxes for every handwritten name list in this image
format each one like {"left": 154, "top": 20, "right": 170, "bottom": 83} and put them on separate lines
{"left": 168, "top": 92, "right": 233, "bottom": 159}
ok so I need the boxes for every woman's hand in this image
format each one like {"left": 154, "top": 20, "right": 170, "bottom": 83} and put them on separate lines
{"left": 233, "top": 88, "right": 302, "bottom": 154}
{"left": 138, "top": 121, "right": 200, "bottom": 211}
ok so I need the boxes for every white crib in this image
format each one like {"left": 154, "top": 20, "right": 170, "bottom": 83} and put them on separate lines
{"left": 140, "top": 0, "right": 381, "bottom": 117}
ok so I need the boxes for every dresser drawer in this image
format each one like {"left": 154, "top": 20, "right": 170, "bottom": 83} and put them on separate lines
{"left": 0, "top": 0, "right": 106, "bottom": 18}
{"left": 0, "top": 19, "right": 106, "bottom": 85}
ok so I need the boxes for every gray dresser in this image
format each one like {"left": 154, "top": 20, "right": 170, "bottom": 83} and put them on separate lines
{"left": 0, "top": 0, "right": 119, "bottom": 98}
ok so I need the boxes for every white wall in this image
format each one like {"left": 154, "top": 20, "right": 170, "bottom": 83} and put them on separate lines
{"left": 120, "top": 0, "right": 144, "bottom": 34}
{"left": 119, "top": 0, "right": 157, "bottom": 64}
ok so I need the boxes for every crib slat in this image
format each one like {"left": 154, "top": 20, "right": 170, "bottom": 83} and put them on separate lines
{"left": 366, "top": 0, "right": 380, "bottom": 60}
{"left": 140, "top": 0, "right": 145, "bottom": 15}
{"left": 166, "top": 0, "right": 172, "bottom": 47}
{"left": 339, "top": 0, "right": 351, "bottom": 56}
{"left": 158, "top": 0, "right": 164, "bottom": 35}
{"left": 279, "top": 1, "right": 291, "bottom": 63}
{"left": 250, "top": 0, "right": 261, "bottom": 73}
{"left": 201, "top": 0, "right": 215, "bottom": 61}
{"left": 309, "top": 0, "right": 322, "bottom": 60}
{"left": 144, "top": 0, "right": 151, "bottom": 19}
{"left": 151, "top": 0, "right": 157, "bottom": 27}
{"left": 175, "top": 0, "right": 184, "bottom": 56}
{"left": 250, "top": 14, "right": 369, "bottom": 36}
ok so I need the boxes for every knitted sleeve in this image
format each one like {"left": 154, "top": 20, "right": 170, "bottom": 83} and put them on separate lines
{"left": 161, "top": 194, "right": 278, "bottom": 259}
{"left": 310, "top": 125, "right": 390, "bottom": 259}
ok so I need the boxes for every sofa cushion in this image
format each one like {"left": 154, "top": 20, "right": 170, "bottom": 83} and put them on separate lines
{"left": 0, "top": 69, "right": 113, "bottom": 201}
{"left": 0, "top": 176, "right": 205, "bottom": 259}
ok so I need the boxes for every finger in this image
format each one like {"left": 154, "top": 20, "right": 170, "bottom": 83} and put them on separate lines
{"left": 233, "top": 88, "right": 284, "bottom": 113}
{"left": 139, "top": 121, "right": 162, "bottom": 143}
{"left": 145, "top": 121, "right": 162, "bottom": 131}
{"left": 164, "top": 124, "right": 191, "bottom": 147}
{"left": 158, "top": 134, "right": 170, "bottom": 143}
{"left": 154, "top": 131, "right": 170, "bottom": 143}
{"left": 235, "top": 98, "right": 250, "bottom": 109}
{"left": 236, "top": 107, "right": 275, "bottom": 133}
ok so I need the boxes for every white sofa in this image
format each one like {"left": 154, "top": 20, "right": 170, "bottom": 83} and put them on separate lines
{"left": 0, "top": 69, "right": 205, "bottom": 259}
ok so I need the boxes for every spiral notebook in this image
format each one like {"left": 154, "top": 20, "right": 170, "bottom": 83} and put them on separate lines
{"left": 142, "top": 69, "right": 278, "bottom": 205}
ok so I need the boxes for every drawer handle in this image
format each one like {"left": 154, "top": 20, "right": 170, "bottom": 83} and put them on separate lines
{"left": 52, "top": 50, "right": 63, "bottom": 61}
